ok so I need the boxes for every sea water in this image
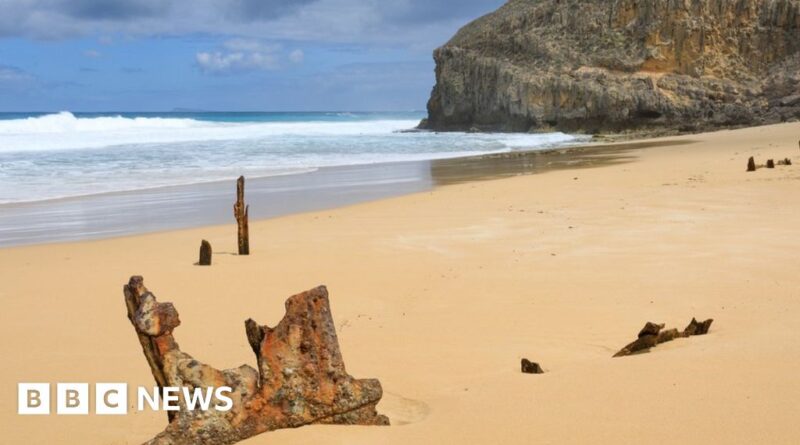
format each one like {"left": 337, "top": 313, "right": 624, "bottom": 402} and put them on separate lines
{"left": 0, "top": 111, "right": 583, "bottom": 204}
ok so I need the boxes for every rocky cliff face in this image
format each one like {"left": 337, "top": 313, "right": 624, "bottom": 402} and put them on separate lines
{"left": 422, "top": 0, "right": 800, "bottom": 134}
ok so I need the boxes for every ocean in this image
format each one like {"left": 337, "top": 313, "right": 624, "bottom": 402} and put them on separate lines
{"left": 0, "top": 111, "right": 584, "bottom": 204}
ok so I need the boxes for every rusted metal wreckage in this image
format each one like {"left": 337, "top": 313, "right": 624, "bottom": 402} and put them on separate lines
{"left": 613, "top": 318, "right": 714, "bottom": 358}
{"left": 123, "top": 276, "right": 388, "bottom": 445}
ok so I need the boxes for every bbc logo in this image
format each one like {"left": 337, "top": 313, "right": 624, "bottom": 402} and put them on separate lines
{"left": 18, "top": 383, "right": 128, "bottom": 415}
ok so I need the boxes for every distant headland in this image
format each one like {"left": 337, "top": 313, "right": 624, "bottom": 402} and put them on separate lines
{"left": 420, "top": 0, "right": 800, "bottom": 135}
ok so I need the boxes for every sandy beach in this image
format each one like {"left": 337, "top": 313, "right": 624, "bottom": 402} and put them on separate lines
{"left": 2, "top": 122, "right": 800, "bottom": 444}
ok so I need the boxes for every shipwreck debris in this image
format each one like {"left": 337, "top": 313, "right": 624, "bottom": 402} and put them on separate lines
{"left": 123, "top": 276, "right": 388, "bottom": 445}
{"left": 778, "top": 158, "right": 792, "bottom": 166}
{"left": 520, "top": 358, "right": 544, "bottom": 374}
{"left": 613, "top": 317, "right": 714, "bottom": 358}
{"left": 682, "top": 317, "right": 713, "bottom": 336}
{"left": 766, "top": 159, "right": 776, "bottom": 169}
{"left": 198, "top": 240, "right": 212, "bottom": 266}
{"left": 746, "top": 156, "right": 756, "bottom": 172}
{"left": 233, "top": 176, "right": 250, "bottom": 255}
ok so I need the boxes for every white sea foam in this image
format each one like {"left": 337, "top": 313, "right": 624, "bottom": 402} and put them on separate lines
{"left": 0, "top": 112, "right": 587, "bottom": 203}
{"left": 497, "top": 132, "right": 578, "bottom": 147}
{"left": 0, "top": 112, "right": 421, "bottom": 153}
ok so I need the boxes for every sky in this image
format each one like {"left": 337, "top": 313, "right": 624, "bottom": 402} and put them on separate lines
{"left": 0, "top": 0, "right": 506, "bottom": 112}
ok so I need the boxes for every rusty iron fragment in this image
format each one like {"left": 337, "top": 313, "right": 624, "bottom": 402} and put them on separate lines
{"left": 613, "top": 318, "right": 714, "bottom": 358}
{"left": 123, "top": 276, "right": 388, "bottom": 445}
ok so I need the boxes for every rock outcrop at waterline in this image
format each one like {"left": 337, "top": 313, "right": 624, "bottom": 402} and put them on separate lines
{"left": 421, "top": 0, "right": 800, "bottom": 134}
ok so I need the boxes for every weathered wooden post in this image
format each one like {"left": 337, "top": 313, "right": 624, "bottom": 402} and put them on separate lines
{"left": 746, "top": 156, "right": 756, "bottom": 172}
{"left": 199, "top": 239, "right": 212, "bottom": 265}
{"left": 766, "top": 159, "right": 775, "bottom": 169}
{"left": 234, "top": 176, "right": 250, "bottom": 255}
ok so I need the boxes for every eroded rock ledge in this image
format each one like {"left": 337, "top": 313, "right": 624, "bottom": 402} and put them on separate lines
{"left": 422, "top": 0, "right": 800, "bottom": 134}
{"left": 123, "top": 276, "right": 388, "bottom": 445}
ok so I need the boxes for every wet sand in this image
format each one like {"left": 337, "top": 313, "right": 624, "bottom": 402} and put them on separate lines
{"left": 1, "top": 123, "right": 800, "bottom": 444}
{"left": 0, "top": 139, "right": 680, "bottom": 247}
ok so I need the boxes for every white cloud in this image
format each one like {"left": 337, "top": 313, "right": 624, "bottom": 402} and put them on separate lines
{"left": 289, "top": 49, "right": 304, "bottom": 63}
{"left": 196, "top": 39, "right": 306, "bottom": 74}
{"left": 195, "top": 49, "right": 279, "bottom": 74}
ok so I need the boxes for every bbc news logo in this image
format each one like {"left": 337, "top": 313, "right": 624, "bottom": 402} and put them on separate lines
{"left": 18, "top": 383, "right": 233, "bottom": 415}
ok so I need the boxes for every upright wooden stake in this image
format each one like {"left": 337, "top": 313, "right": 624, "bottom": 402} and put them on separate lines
{"left": 234, "top": 176, "right": 250, "bottom": 255}
{"left": 746, "top": 156, "right": 756, "bottom": 172}
{"left": 199, "top": 239, "right": 212, "bottom": 265}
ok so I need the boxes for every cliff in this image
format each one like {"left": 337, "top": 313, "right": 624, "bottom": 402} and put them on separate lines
{"left": 421, "top": 0, "right": 800, "bottom": 134}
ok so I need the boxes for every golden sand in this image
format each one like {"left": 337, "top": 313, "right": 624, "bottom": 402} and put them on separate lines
{"left": 1, "top": 123, "right": 799, "bottom": 444}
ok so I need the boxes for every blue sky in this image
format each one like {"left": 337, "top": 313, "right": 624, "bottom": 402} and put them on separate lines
{"left": 0, "top": 0, "right": 505, "bottom": 112}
